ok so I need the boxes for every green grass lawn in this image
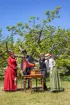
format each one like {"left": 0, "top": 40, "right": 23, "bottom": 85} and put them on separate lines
{"left": 0, "top": 80, "right": 70, "bottom": 105}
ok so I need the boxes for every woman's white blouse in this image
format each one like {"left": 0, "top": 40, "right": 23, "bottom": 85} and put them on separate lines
{"left": 49, "top": 58, "right": 55, "bottom": 73}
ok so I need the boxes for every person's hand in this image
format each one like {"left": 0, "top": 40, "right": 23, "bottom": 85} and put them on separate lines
{"left": 14, "top": 77, "right": 17, "bottom": 81}
{"left": 20, "top": 70, "right": 23, "bottom": 76}
{"left": 14, "top": 77, "right": 17, "bottom": 85}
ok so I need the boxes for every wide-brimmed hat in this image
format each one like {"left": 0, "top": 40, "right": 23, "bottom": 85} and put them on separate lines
{"left": 19, "top": 46, "right": 27, "bottom": 53}
{"left": 45, "top": 53, "right": 52, "bottom": 57}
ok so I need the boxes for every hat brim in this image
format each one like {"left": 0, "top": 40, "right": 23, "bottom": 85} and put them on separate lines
{"left": 45, "top": 53, "right": 52, "bottom": 57}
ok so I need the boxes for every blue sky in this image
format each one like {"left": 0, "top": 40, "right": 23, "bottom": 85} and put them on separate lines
{"left": 0, "top": 0, "right": 70, "bottom": 37}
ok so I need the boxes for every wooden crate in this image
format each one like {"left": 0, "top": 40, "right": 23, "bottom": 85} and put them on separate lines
{"left": 30, "top": 70, "right": 40, "bottom": 75}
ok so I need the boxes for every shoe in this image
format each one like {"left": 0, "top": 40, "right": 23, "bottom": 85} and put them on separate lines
{"left": 27, "top": 86, "right": 30, "bottom": 89}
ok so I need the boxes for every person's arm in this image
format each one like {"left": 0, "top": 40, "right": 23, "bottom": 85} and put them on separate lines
{"left": 21, "top": 58, "right": 23, "bottom": 70}
{"left": 27, "top": 62, "right": 35, "bottom": 68}
{"left": 21, "top": 58, "right": 27, "bottom": 72}
{"left": 8, "top": 57, "right": 14, "bottom": 69}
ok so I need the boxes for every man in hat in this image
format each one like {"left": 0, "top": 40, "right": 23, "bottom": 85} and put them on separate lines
{"left": 20, "top": 47, "right": 36, "bottom": 89}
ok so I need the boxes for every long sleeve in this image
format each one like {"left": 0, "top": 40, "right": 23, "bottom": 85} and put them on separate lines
{"left": 22, "top": 58, "right": 35, "bottom": 71}
{"left": 27, "top": 62, "right": 35, "bottom": 68}
{"left": 23, "top": 59, "right": 27, "bottom": 70}
{"left": 8, "top": 57, "right": 16, "bottom": 69}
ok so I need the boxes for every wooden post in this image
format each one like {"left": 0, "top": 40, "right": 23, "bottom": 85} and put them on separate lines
{"left": 24, "top": 77, "right": 26, "bottom": 93}
{"left": 36, "top": 78, "right": 37, "bottom": 90}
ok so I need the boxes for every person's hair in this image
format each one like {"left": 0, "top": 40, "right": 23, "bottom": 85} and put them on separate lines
{"left": 8, "top": 50, "right": 14, "bottom": 55}
{"left": 40, "top": 53, "right": 44, "bottom": 57}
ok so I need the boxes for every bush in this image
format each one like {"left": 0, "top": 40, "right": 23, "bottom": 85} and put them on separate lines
{"left": 61, "top": 75, "right": 70, "bottom": 81}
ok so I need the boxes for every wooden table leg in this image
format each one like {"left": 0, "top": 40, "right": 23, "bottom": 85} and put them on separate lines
{"left": 30, "top": 78, "right": 32, "bottom": 93}
{"left": 36, "top": 78, "right": 37, "bottom": 90}
{"left": 24, "top": 78, "right": 26, "bottom": 92}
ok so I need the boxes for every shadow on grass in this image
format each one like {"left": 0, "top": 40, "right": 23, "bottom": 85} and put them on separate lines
{"left": 4, "top": 87, "right": 64, "bottom": 93}
{"left": 16, "top": 87, "right": 49, "bottom": 92}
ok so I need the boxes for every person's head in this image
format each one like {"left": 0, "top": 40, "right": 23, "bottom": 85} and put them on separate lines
{"left": 45, "top": 53, "right": 50, "bottom": 60}
{"left": 40, "top": 53, "right": 45, "bottom": 60}
{"left": 45, "top": 53, "right": 53, "bottom": 59}
{"left": 22, "top": 49, "right": 27, "bottom": 57}
{"left": 8, "top": 50, "right": 15, "bottom": 58}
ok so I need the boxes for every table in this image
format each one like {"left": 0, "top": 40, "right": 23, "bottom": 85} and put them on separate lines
{"left": 24, "top": 74, "right": 44, "bottom": 93}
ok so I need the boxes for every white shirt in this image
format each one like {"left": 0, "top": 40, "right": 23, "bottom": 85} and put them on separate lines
{"left": 45, "top": 59, "right": 49, "bottom": 72}
{"left": 49, "top": 58, "right": 55, "bottom": 73}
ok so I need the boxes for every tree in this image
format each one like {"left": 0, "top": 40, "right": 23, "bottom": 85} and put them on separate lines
{"left": 6, "top": 6, "right": 61, "bottom": 56}
{"left": 0, "top": 6, "right": 70, "bottom": 77}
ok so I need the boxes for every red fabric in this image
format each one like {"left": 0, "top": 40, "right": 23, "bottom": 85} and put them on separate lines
{"left": 4, "top": 56, "right": 17, "bottom": 91}
{"left": 22, "top": 58, "right": 35, "bottom": 70}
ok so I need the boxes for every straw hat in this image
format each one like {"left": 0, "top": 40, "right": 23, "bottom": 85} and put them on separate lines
{"left": 45, "top": 53, "right": 52, "bottom": 57}
{"left": 45, "top": 53, "right": 50, "bottom": 57}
